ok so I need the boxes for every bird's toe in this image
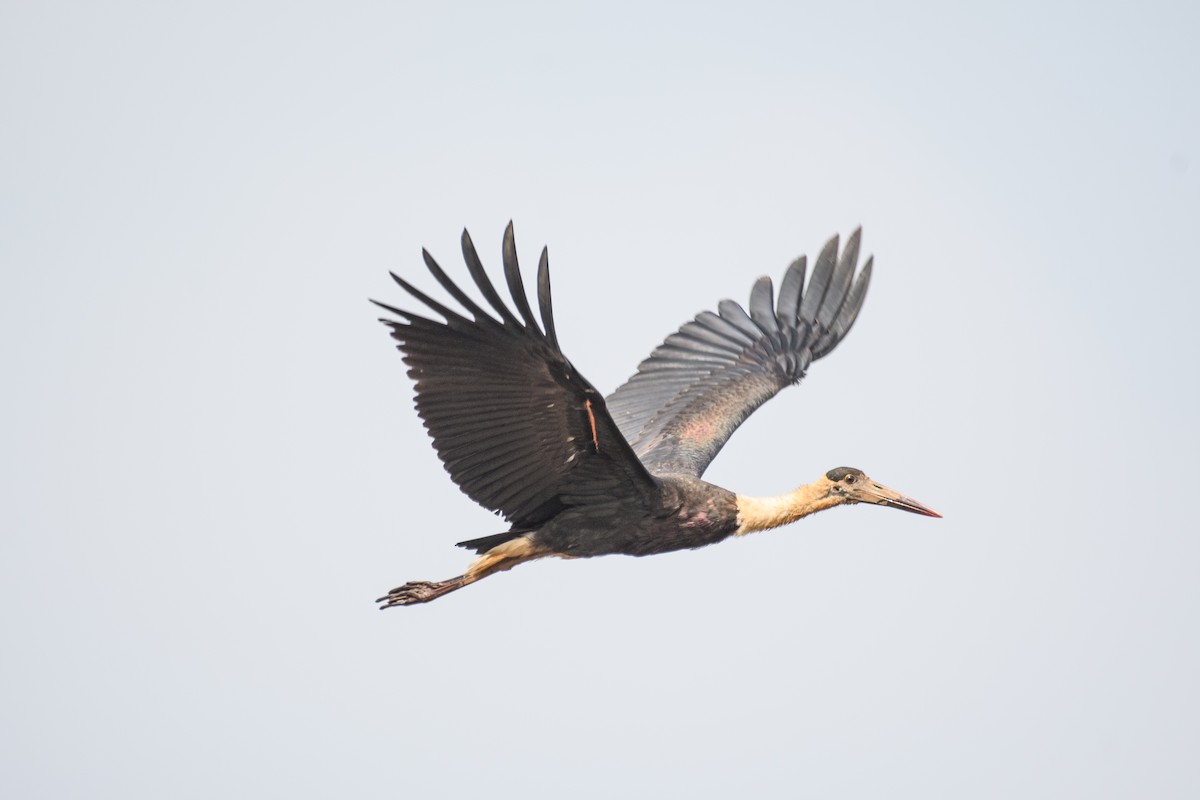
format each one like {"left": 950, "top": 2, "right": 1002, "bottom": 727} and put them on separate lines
{"left": 376, "top": 580, "right": 441, "bottom": 608}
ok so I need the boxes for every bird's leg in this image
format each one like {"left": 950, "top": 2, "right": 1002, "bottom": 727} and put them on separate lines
{"left": 376, "top": 535, "right": 545, "bottom": 609}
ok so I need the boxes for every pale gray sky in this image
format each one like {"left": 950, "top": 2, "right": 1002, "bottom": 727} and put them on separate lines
{"left": 3, "top": 1, "right": 1198, "bottom": 797}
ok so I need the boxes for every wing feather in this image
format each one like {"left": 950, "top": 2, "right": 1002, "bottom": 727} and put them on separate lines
{"left": 776, "top": 256, "right": 806, "bottom": 322}
{"left": 502, "top": 223, "right": 542, "bottom": 332}
{"left": 536, "top": 248, "right": 559, "bottom": 352}
{"left": 798, "top": 234, "right": 840, "bottom": 322}
{"left": 815, "top": 257, "right": 872, "bottom": 358}
{"left": 716, "top": 299, "right": 763, "bottom": 339}
{"left": 817, "top": 228, "right": 860, "bottom": 328}
{"left": 748, "top": 277, "right": 779, "bottom": 334}
{"left": 460, "top": 229, "right": 525, "bottom": 329}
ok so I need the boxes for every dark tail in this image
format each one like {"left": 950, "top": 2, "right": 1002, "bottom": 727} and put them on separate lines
{"left": 456, "top": 529, "right": 528, "bottom": 554}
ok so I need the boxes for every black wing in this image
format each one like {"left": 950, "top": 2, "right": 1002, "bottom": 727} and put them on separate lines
{"left": 375, "top": 223, "right": 658, "bottom": 530}
{"left": 606, "top": 229, "right": 872, "bottom": 477}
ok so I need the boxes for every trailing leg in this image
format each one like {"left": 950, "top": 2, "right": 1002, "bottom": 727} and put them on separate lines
{"left": 376, "top": 535, "right": 546, "bottom": 608}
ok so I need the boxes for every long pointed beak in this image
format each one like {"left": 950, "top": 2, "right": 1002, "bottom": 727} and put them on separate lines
{"left": 857, "top": 480, "right": 942, "bottom": 518}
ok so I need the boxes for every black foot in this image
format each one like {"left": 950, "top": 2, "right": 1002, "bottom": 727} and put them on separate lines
{"left": 376, "top": 579, "right": 459, "bottom": 609}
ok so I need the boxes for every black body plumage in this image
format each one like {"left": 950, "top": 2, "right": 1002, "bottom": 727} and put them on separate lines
{"left": 374, "top": 223, "right": 871, "bottom": 563}
{"left": 534, "top": 474, "right": 740, "bottom": 558}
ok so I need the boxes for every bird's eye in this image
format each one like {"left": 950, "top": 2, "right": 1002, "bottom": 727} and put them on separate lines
{"left": 845, "top": 475, "right": 856, "bottom": 484}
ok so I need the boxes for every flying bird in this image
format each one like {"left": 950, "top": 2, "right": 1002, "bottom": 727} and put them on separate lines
{"left": 373, "top": 224, "right": 939, "bottom": 607}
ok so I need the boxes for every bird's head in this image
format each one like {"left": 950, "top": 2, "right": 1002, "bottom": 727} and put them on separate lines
{"left": 823, "top": 466, "right": 942, "bottom": 517}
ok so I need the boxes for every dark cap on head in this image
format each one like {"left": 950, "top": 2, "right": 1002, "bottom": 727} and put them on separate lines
{"left": 826, "top": 466, "right": 864, "bottom": 481}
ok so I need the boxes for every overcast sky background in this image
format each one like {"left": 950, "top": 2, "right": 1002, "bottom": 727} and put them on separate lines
{"left": 3, "top": 1, "right": 1199, "bottom": 797}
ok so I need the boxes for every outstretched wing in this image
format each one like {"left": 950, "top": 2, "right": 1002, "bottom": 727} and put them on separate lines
{"left": 606, "top": 229, "right": 872, "bottom": 477}
{"left": 375, "top": 223, "right": 658, "bottom": 530}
